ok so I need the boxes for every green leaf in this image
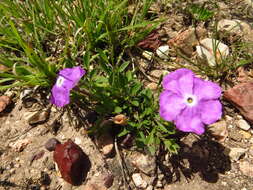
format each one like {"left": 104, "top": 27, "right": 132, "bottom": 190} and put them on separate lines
{"left": 126, "top": 71, "right": 133, "bottom": 81}
{"left": 131, "top": 82, "right": 142, "bottom": 96}
{"left": 118, "top": 127, "right": 129, "bottom": 137}
{"left": 189, "top": 4, "right": 214, "bottom": 21}
{"left": 119, "top": 61, "right": 130, "bottom": 72}
{"left": 114, "top": 106, "right": 122, "bottom": 113}
{"left": 131, "top": 100, "right": 139, "bottom": 107}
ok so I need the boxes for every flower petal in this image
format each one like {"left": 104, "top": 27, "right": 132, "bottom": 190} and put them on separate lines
{"left": 193, "top": 77, "right": 221, "bottom": 100}
{"left": 59, "top": 66, "right": 86, "bottom": 88}
{"left": 162, "top": 68, "right": 194, "bottom": 95}
{"left": 55, "top": 76, "right": 75, "bottom": 91}
{"left": 159, "top": 90, "right": 186, "bottom": 121}
{"left": 199, "top": 100, "right": 222, "bottom": 125}
{"left": 175, "top": 107, "right": 205, "bottom": 135}
{"left": 50, "top": 86, "right": 70, "bottom": 107}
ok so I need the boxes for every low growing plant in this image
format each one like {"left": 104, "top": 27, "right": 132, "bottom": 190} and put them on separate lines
{"left": 0, "top": 0, "right": 179, "bottom": 154}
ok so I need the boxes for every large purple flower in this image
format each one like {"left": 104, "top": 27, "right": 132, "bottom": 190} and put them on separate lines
{"left": 50, "top": 66, "right": 85, "bottom": 107}
{"left": 159, "top": 68, "right": 222, "bottom": 135}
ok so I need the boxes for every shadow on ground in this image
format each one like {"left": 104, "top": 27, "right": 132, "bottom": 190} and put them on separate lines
{"left": 157, "top": 134, "right": 231, "bottom": 184}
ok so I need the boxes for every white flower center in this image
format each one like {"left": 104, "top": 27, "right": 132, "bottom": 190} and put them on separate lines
{"left": 56, "top": 76, "right": 65, "bottom": 87}
{"left": 184, "top": 94, "right": 197, "bottom": 107}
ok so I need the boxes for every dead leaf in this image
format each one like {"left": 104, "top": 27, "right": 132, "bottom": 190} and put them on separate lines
{"left": 137, "top": 29, "right": 162, "bottom": 51}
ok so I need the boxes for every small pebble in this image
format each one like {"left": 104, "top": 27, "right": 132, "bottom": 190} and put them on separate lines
{"left": 74, "top": 137, "right": 82, "bottom": 145}
{"left": 237, "top": 119, "right": 251, "bottom": 131}
{"left": 156, "top": 45, "right": 170, "bottom": 59}
{"left": 132, "top": 173, "right": 148, "bottom": 189}
{"left": 45, "top": 138, "right": 60, "bottom": 152}
{"left": 142, "top": 51, "right": 154, "bottom": 60}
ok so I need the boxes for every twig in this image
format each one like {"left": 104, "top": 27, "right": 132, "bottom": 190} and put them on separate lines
{"left": 114, "top": 138, "right": 133, "bottom": 190}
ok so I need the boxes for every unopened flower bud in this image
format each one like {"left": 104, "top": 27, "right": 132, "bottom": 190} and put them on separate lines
{"left": 112, "top": 114, "right": 128, "bottom": 125}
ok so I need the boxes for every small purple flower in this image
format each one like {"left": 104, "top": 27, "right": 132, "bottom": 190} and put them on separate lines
{"left": 159, "top": 68, "right": 222, "bottom": 135}
{"left": 50, "top": 66, "right": 85, "bottom": 107}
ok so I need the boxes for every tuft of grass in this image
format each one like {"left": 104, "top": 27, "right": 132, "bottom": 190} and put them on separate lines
{"left": 0, "top": 0, "right": 178, "bottom": 154}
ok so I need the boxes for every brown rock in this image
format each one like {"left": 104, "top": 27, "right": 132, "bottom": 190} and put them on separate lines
{"left": 208, "top": 120, "right": 228, "bottom": 142}
{"left": 103, "top": 173, "right": 114, "bottom": 188}
{"left": 25, "top": 110, "right": 50, "bottom": 125}
{"left": 129, "top": 152, "right": 156, "bottom": 175}
{"left": 9, "top": 139, "right": 31, "bottom": 152}
{"left": 0, "top": 96, "right": 11, "bottom": 112}
{"left": 53, "top": 139, "right": 90, "bottom": 185}
{"left": 168, "top": 27, "right": 207, "bottom": 57}
{"left": 224, "top": 82, "right": 253, "bottom": 124}
{"left": 239, "top": 160, "right": 253, "bottom": 178}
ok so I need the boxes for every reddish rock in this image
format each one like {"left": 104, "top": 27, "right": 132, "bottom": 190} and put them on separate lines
{"left": 53, "top": 139, "right": 90, "bottom": 185}
{"left": 0, "top": 96, "right": 11, "bottom": 112}
{"left": 224, "top": 82, "right": 253, "bottom": 124}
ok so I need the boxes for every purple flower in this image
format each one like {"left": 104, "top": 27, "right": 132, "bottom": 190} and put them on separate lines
{"left": 159, "top": 68, "right": 222, "bottom": 135}
{"left": 50, "top": 66, "right": 86, "bottom": 107}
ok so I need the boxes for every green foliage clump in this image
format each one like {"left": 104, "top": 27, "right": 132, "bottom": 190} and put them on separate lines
{"left": 0, "top": 0, "right": 178, "bottom": 154}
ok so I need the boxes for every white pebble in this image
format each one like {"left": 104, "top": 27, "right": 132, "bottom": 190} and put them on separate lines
{"left": 156, "top": 45, "right": 170, "bottom": 60}
{"left": 237, "top": 119, "right": 251, "bottom": 131}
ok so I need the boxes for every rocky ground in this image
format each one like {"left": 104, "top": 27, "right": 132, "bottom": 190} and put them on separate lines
{"left": 1, "top": 0, "right": 253, "bottom": 190}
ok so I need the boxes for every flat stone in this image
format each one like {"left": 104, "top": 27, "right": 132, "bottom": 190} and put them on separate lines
{"left": 217, "top": 19, "right": 252, "bottom": 38}
{"left": 224, "top": 82, "right": 253, "bottom": 124}
{"left": 244, "top": 0, "right": 253, "bottom": 7}
{"left": 156, "top": 45, "right": 170, "bottom": 60}
{"left": 168, "top": 26, "right": 207, "bottom": 57}
{"left": 208, "top": 120, "right": 228, "bottom": 142}
{"left": 129, "top": 152, "right": 156, "bottom": 175}
{"left": 132, "top": 173, "right": 148, "bottom": 189}
{"left": 239, "top": 161, "right": 253, "bottom": 178}
{"left": 196, "top": 38, "right": 229, "bottom": 66}
{"left": 142, "top": 51, "right": 154, "bottom": 60}
{"left": 224, "top": 147, "right": 247, "bottom": 161}
{"left": 24, "top": 110, "right": 50, "bottom": 125}
{"left": 237, "top": 119, "right": 251, "bottom": 131}
{"left": 9, "top": 139, "right": 31, "bottom": 152}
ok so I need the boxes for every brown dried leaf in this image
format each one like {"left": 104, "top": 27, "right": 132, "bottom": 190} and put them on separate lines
{"left": 137, "top": 30, "right": 162, "bottom": 51}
